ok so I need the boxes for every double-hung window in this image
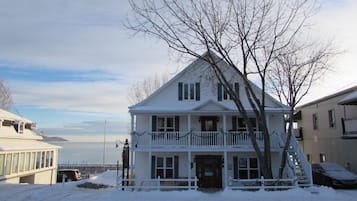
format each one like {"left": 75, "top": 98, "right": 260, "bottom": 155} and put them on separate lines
{"left": 218, "top": 82, "right": 239, "bottom": 101}
{"left": 328, "top": 109, "right": 335, "bottom": 128}
{"left": 312, "top": 113, "right": 318, "bottom": 130}
{"left": 233, "top": 157, "right": 259, "bottom": 179}
{"left": 156, "top": 157, "right": 174, "bottom": 178}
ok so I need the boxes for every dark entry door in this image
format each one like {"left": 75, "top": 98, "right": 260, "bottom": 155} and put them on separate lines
{"left": 200, "top": 116, "right": 218, "bottom": 131}
{"left": 195, "top": 155, "right": 222, "bottom": 188}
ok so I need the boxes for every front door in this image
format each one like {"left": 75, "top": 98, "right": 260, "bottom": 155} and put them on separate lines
{"left": 200, "top": 116, "right": 218, "bottom": 131}
{"left": 195, "top": 155, "right": 222, "bottom": 188}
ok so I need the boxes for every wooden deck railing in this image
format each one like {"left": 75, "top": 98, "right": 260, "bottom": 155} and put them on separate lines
{"left": 134, "top": 131, "right": 272, "bottom": 149}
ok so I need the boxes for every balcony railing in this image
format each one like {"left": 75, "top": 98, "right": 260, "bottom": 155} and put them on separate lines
{"left": 133, "top": 131, "right": 271, "bottom": 149}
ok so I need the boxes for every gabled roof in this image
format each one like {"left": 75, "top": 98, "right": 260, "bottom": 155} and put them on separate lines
{"left": 192, "top": 99, "right": 232, "bottom": 111}
{"left": 129, "top": 51, "right": 289, "bottom": 113}
{"left": 129, "top": 53, "right": 206, "bottom": 109}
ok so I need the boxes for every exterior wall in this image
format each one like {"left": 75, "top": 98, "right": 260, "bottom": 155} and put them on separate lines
{"left": 297, "top": 92, "right": 357, "bottom": 173}
{"left": 129, "top": 55, "right": 291, "bottom": 188}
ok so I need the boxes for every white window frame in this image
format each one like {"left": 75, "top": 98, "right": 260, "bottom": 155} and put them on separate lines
{"left": 237, "top": 157, "right": 260, "bottom": 179}
{"left": 156, "top": 156, "right": 174, "bottom": 178}
{"left": 157, "top": 117, "right": 175, "bottom": 132}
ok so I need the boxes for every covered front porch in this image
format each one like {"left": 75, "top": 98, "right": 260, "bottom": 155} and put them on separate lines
{"left": 131, "top": 112, "right": 284, "bottom": 151}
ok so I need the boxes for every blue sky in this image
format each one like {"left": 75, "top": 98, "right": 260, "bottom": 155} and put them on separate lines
{"left": 1, "top": 0, "right": 357, "bottom": 141}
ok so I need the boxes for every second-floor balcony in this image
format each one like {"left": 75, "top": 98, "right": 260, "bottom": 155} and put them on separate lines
{"left": 132, "top": 131, "right": 280, "bottom": 150}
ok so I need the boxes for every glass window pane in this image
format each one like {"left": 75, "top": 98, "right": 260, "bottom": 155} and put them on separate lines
{"left": 166, "top": 158, "right": 173, "bottom": 168}
{"left": 25, "top": 152, "right": 30, "bottom": 171}
{"left": 45, "top": 151, "right": 50, "bottom": 167}
{"left": 250, "top": 158, "right": 258, "bottom": 168}
{"left": 5, "top": 153, "right": 12, "bottom": 175}
{"left": 190, "top": 83, "right": 195, "bottom": 100}
{"left": 166, "top": 118, "right": 174, "bottom": 128}
{"left": 50, "top": 151, "right": 54, "bottom": 167}
{"left": 19, "top": 153, "right": 25, "bottom": 172}
{"left": 239, "top": 170, "right": 248, "bottom": 179}
{"left": 157, "top": 157, "right": 164, "bottom": 167}
{"left": 166, "top": 169, "right": 173, "bottom": 178}
{"left": 158, "top": 118, "right": 165, "bottom": 131}
{"left": 0, "top": 154, "right": 4, "bottom": 176}
{"left": 156, "top": 169, "right": 164, "bottom": 178}
{"left": 12, "top": 153, "right": 19, "bottom": 174}
{"left": 41, "top": 151, "right": 45, "bottom": 168}
{"left": 250, "top": 170, "right": 259, "bottom": 179}
{"left": 30, "top": 152, "right": 35, "bottom": 170}
{"left": 36, "top": 152, "right": 41, "bottom": 169}
{"left": 239, "top": 158, "right": 247, "bottom": 168}
{"left": 184, "top": 84, "right": 188, "bottom": 99}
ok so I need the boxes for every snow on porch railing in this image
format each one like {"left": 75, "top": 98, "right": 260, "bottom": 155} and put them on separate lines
{"left": 228, "top": 176, "right": 297, "bottom": 190}
{"left": 134, "top": 131, "right": 266, "bottom": 148}
{"left": 117, "top": 176, "right": 198, "bottom": 191}
{"left": 227, "top": 131, "right": 263, "bottom": 146}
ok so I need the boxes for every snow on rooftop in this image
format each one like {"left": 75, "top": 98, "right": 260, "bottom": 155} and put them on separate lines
{"left": 0, "top": 171, "right": 356, "bottom": 201}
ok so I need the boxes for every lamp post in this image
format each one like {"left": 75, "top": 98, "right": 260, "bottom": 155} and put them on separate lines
{"left": 122, "top": 139, "right": 129, "bottom": 190}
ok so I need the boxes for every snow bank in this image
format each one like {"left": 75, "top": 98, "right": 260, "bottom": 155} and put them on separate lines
{"left": 0, "top": 171, "right": 356, "bottom": 201}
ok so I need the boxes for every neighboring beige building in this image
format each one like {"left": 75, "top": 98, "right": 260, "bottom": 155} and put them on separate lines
{"left": 0, "top": 109, "right": 60, "bottom": 184}
{"left": 296, "top": 86, "right": 357, "bottom": 174}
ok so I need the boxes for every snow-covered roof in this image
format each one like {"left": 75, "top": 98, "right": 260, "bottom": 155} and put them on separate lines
{"left": 0, "top": 140, "right": 60, "bottom": 151}
{"left": 0, "top": 108, "right": 32, "bottom": 123}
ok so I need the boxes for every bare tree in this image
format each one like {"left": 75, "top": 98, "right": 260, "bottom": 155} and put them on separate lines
{"left": 0, "top": 79, "right": 12, "bottom": 110}
{"left": 268, "top": 42, "right": 336, "bottom": 178}
{"left": 128, "top": 73, "right": 170, "bottom": 104}
{"left": 126, "top": 0, "right": 320, "bottom": 178}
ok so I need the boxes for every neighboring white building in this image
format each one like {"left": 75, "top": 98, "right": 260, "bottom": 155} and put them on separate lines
{"left": 296, "top": 86, "right": 357, "bottom": 174}
{"left": 0, "top": 109, "right": 60, "bottom": 184}
{"left": 129, "top": 53, "right": 311, "bottom": 189}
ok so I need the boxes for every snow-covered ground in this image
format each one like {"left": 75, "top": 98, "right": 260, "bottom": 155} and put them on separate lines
{"left": 0, "top": 171, "right": 356, "bottom": 201}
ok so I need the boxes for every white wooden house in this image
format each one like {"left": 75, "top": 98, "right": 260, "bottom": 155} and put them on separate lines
{"left": 0, "top": 109, "right": 60, "bottom": 184}
{"left": 128, "top": 53, "right": 311, "bottom": 189}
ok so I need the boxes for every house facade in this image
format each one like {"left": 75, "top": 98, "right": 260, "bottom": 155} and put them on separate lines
{"left": 129, "top": 54, "right": 311, "bottom": 189}
{"left": 296, "top": 86, "right": 357, "bottom": 174}
{"left": 0, "top": 109, "right": 60, "bottom": 184}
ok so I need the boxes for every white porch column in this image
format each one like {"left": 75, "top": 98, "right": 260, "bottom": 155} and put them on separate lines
{"left": 224, "top": 151, "right": 228, "bottom": 188}
{"left": 188, "top": 151, "right": 192, "bottom": 188}
{"left": 149, "top": 115, "right": 152, "bottom": 178}
{"left": 222, "top": 114, "right": 228, "bottom": 188}
{"left": 223, "top": 114, "right": 227, "bottom": 146}
{"left": 187, "top": 114, "right": 191, "bottom": 147}
{"left": 130, "top": 114, "right": 135, "bottom": 178}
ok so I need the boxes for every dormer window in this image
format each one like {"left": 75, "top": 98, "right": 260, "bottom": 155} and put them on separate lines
{"left": 178, "top": 82, "right": 200, "bottom": 101}
{"left": 218, "top": 82, "right": 239, "bottom": 101}
{"left": 13, "top": 121, "right": 24, "bottom": 134}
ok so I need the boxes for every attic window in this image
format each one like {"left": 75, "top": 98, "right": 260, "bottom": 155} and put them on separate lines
{"left": 13, "top": 121, "right": 24, "bottom": 134}
{"left": 2, "top": 120, "right": 13, "bottom": 127}
{"left": 218, "top": 82, "right": 239, "bottom": 101}
{"left": 178, "top": 82, "right": 200, "bottom": 101}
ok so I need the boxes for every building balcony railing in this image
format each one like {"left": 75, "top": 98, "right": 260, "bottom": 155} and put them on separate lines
{"left": 342, "top": 117, "right": 357, "bottom": 138}
{"left": 133, "top": 131, "right": 276, "bottom": 149}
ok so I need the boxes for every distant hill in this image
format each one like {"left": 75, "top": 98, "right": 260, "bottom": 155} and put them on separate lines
{"left": 41, "top": 135, "right": 68, "bottom": 142}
